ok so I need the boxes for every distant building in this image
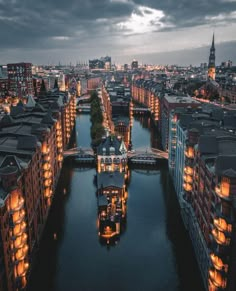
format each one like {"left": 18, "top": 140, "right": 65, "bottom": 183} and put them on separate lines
{"left": 131, "top": 59, "right": 138, "bottom": 70}
{"left": 0, "top": 79, "right": 8, "bottom": 97}
{"left": 7, "top": 63, "right": 33, "bottom": 97}
{"left": 89, "top": 56, "right": 111, "bottom": 70}
{"left": 124, "top": 64, "right": 128, "bottom": 71}
{"left": 221, "top": 60, "right": 233, "bottom": 68}
{"left": 161, "top": 94, "right": 200, "bottom": 151}
{"left": 208, "top": 34, "right": 216, "bottom": 81}
{"left": 200, "top": 63, "right": 208, "bottom": 69}
{"left": 87, "top": 77, "right": 101, "bottom": 92}
{"left": 0, "top": 65, "right": 7, "bottom": 78}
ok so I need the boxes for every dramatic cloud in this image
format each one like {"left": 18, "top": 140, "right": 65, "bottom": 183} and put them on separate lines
{"left": 0, "top": 0, "right": 236, "bottom": 64}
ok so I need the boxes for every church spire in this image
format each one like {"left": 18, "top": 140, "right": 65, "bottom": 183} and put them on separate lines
{"left": 211, "top": 33, "right": 215, "bottom": 51}
{"left": 208, "top": 33, "right": 216, "bottom": 81}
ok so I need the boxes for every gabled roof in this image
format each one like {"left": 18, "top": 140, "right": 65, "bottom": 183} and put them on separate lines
{"left": 0, "top": 155, "right": 27, "bottom": 172}
{"left": 10, "top": 105, "right": 25, "bottom": 117}
{"left": 0, "top": 115, "right": 14, "bottom": 126}
{"left": 97, "top": 136, "right": 124, "bottom": 156}
{"left": 25, "top": 95, "right": 36, "bottom": 108}
{"left": 41, "top": 112, "right": 56, "bottom": 125}
{"left": 198, "top": 135, "right": 218, "bottom": 154}
{"left": 215, "top": 156, "right": 236, "bottom": 176}
{"left": 17, "top": 135, "right": 39, "bottom": 150}
{"left": 97, "top": 172, "right": 124, "bottom": 189}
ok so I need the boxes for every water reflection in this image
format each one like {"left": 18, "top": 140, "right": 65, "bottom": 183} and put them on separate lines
{"left": 132, "top": 116, "right": 160, "bottom": 149}
{"left": 27, "top": 163, "right": 73, "bottom": 291}
{"left": 27, "top": 114, "right": 204, "bottom": 291}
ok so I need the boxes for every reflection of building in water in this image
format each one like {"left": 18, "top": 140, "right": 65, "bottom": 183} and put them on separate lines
{"left": 97, "top": 172, "right": 128, "bottom": 245}
{"left": 97, "top": 135, "right": 128, "bottom": 173}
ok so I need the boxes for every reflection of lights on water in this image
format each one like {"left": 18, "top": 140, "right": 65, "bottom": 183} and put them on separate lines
{"left": 63, "top": 188, "right": 66, "bottom": 195}
{"left": 53, "top": 233, "right": 57, "bottom": 240}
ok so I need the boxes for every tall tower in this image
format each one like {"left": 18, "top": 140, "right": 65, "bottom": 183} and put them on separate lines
{"left": 208, "top": 34, "right": 216, "bottom": 81}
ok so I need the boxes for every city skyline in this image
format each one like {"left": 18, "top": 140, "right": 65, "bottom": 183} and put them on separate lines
{"left": 0, "top": 0, "right": 236, "bottom": 65}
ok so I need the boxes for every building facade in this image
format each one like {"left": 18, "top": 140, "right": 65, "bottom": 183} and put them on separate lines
{"left": 0, "top": 91, "right": 76, "bottom": 291}
{"left": 7, "top": 63, "right": 33, "bottom": 97}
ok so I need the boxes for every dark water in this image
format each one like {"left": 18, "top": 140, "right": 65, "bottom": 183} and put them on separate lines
{"left": 28, "top": 115, "right": 204, "bottom": 291}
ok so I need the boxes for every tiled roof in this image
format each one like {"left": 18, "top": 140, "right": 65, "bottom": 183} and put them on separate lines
{"left": 97, "top": 172, "right": 124, "bottom": 189}
{"left": 97, "top": 136, "right": 123, "bottom": 156}
{"left": 215, "top": 156, "right": 236, "bottom": 176}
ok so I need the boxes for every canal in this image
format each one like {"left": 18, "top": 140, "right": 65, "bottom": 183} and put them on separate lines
{"left": 28, "top": 115, "right": 204, "bottom": 291}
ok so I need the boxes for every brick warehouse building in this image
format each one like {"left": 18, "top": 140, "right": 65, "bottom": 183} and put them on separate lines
{"left": 0, "top": 91, "right": 76, "bottom": 291}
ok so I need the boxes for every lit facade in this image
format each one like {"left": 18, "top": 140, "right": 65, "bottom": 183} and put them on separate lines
{"left": 131, "top": 79, "right": 161, "bottom": 122}
{"left": 0, "top": 91, "right": 76, "bottom": 291}
{"left": 97, "top": 136, "right": 127, "bottom": 174}
{"left": 161, "top": 94, "right": 200, "bottom": 151}
{"left": 182, "top": 130, "right": 236, "bottom": 291}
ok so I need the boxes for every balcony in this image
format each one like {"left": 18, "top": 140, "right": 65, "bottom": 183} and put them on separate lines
{"left": 184, "top": 166, "right": 193, "bottom": 176}
{"left": 185, "top": 146, "right": 194, "bottom": 159}
{"left": 183, "top": 175, "right": 193, "bottom": 184}
{"left": 209, "top": 268, "right": 227, "bottom": 290}
{"left": 214, "top": 218, "right": 232, "bottom": 235}
{"left": 44, "top": 187, "right": 53, "bottom": 198}
{"left": 57, "top": 142, "right": 63, "bottom": 149}
{"left": 15, "top": 261, "right": 29, "bottom": 278}
{"left": 210, "top": 253, "right": 228, "bottom": 273}
{"left": 57, "top": 136, "right": 62, "bottom": 143}
{"left": 10, "top": 197, "right": 24, "bottom": 213}
{"left": 15, "top": 245, "right": 28, "bottom": 261}
{"left": 58, "top": 155, "right": 63, "bottom": 162}
{"left": 43, "top": 162, "right": 51, "bottom": 171}
{"left": 215, "top": 185, "right": 231, "bottom": 201}
{"left": 12, "top": 210, "right": 25, "bottom": 225}
{"left": 12, "top": 222, "right": 27, "bottom": 237}
{"left": 183, "top": 183, "right": 192, "bottom": 192}
{"left": 43, "top": 155, "right": 50, "bottom": 162}
{"left": 56, "top": 123, "right": 61, "bottom": 130}
{"left": 43, "top": 170, "right": 52, "bottom": 179}
{"left": 14, "top": 233, "right": 27, "bottom": 250}
{"left": 44, "top": 178, "right": 52, "bottom": 188}
{"left": 212, "top": 228, "right": 231, "bottom": 247}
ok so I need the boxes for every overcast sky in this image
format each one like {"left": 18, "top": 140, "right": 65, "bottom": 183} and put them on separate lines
{"left": 0, "top": 0, "right": 236, "bottom": 65}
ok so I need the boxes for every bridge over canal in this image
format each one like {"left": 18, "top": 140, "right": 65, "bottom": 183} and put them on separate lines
{"left": 63, "top": 147, "right": 168, "bottom": 165}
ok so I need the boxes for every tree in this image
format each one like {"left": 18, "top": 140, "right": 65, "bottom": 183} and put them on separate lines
{"left": 89, "top": 90, "right": 105, "bottom": 146}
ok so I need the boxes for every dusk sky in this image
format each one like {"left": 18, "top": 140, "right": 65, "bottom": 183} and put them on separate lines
{"left": 1, "top": 0, "right": 236, "bottom": 65}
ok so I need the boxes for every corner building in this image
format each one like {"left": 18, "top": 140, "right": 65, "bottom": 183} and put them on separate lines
{"left": 183, "top": 129, "right": 236, "bottom": 291}
{"left": 0, "top": 91, "right": 76, "bottom": 291}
